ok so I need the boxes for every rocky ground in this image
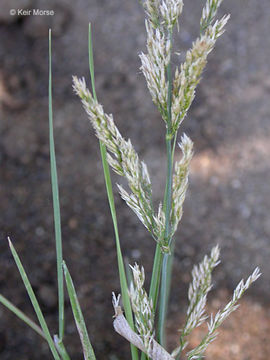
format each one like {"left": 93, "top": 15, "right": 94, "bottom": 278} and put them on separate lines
{"left": 0, "top": 0, "right": 270, "bottom": 359}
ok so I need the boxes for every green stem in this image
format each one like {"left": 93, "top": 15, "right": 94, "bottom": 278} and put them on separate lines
{"left": 157, "top": 134, "right": 172, "bottom": 346}
{"left": 146, "top": 244, "right": 164, "bottom": 360}
{"left": 100, "top": 144, "right": 139, "bottom": 360}
{"left": 54, "top": 335, "right": 71, "bottom": 360}
{"left": 157, "top": 30, "right": 174, "bottom": 347}
{"left": 88, "top": 23, "right": 138, "bottom": 360}
{"left": 148, "top": 133, "right": 177, "bottom": 319}
{"left": 149, "top": 245, "right": 163, "bottom": 311}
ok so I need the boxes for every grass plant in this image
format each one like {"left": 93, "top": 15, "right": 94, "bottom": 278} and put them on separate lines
{"left": 0, "top": 0, "right": 261, "bottom": 359}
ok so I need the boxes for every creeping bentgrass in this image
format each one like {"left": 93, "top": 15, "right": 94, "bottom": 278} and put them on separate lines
{"left": 0, "top": 1, "right": 261, "bottom": 359}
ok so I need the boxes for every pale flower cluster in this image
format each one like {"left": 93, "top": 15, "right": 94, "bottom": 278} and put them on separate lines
{"left": 142, "top": 0, "right": 229, "bottom": 134}
{"left": 140, "top": 21, "right": 170, "bottom": 121}
{"left": 72, "top": 76, "right": 159, "bottom": 242}
{"left": 171, "top": 13, "right": 230, "bottom": 133}
{"left": 178, "top": 246, "right": 220, "bottom": 351}
{"left": 187, "top": 267, "right": 261, "bottom": 359}
{"left": 160, "top": 0, "right": 183, "bottom": 30}
{"left": 171, "top": 134, "right": 193, "bottom": 236}
{"left": 129, "top": 264, "right": 155, "bottom": 353}
{"left": 200, "top": 0, "right": 223, "bottom": 32}
{"left": 143, "top": 0, "right": 184, "bottom": 29}
{"left": 143, "top": 0, "right": 160, "bottom": 28}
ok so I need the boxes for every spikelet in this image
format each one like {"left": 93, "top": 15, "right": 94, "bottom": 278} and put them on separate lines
{"left": 200, "top": 0, "right": 223, "bottom": 32}
{"left": 143, "top": 0, "right": 160, "bottom": 28}
{"left": 187, "top": 267, "right": 261, "bottom": 360}
{"left": 160, "top": 0, "right": 184, "bottom": 30}
{"left": 143, "top": 0, "right": 184, "bottom": 30}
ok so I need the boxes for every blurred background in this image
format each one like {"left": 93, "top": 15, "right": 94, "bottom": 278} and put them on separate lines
{"left": 0, "top": 0, "right": 270, "bottom": 359}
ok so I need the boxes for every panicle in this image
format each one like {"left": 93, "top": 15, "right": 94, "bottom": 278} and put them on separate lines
{"left": 171, "top": 134, "right": 193, "bottom": 236}
{"left": 73, "top": 78, "right": 152, "bottom": 230}
{"left": 73, "top": 76, "right": 170, "bottom": 252}
{"left": 178, "top": 246, "right": 220, "bottom": 351}
{"left": 129, "top": 264, "right": 155, "bottom": 353}
{"left": 187, "top": 267, "right": 261, "bottom": 360}
{"left": 171, "top": 2, "right": 230, "bottom": 134}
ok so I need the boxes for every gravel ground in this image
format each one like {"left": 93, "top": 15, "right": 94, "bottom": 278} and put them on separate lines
{"left": 0, "top": 0, "right": 270, "bottom": 359}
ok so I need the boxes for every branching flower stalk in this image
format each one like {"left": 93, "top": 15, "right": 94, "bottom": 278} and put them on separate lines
{"left": 73, "top": 0, "right": 260, "bottom": 356}
{"left": 141, "top": 0, "right": 229, "bottom": 345}
{"left": 73, "top": 76, "right": 168, "bottom": 254}
{"left": 171, "top": 13, "right": 229, "bottom": 134}
{"left": 187, "top": 267, "right": 261, "bottom": 360}
{"left": 176, "top": 246, "right": 221, "bottom": 357}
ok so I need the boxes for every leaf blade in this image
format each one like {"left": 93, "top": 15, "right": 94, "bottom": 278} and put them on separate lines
{"left": 88, "top": 23, "right": 139, "bottom": 360}
{"left": 63, "top": 262, "right": 96, "bottom": 360}
{"left": 8, "top": 238, "right": 60, "bottom": 360}
{"left": 49, "top": 28, "right": 65, "bottom": 341}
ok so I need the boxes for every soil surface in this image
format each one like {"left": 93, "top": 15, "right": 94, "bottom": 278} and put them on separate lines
{"left": 0, "top": 0, "right": 270, "bottom": 359}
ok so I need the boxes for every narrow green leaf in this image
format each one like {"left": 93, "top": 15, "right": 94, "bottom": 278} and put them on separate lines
{"left": 0, "top": 294, "right": 45, "bottom": 339}
{"left": 49, "top": 28, "right": 65, "bottom": 340}
{"left": 88, "top": 23, "right": 97, "bottom": 101}
{"left": 8, "top": 238, "right": 61, "bottom": 360}
{"left": 63, "top": 262, "right": 96, "bottom": 360}
{"left": 88, "top": 23, "right": 139, "bottom": 360}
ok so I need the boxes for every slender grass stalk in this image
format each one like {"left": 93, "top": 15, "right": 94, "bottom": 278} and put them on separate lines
{"left": 148, "top": 61, "right": 177, "bottom": 324}
{"left": 149, "top": 245, "right": 163, "bottom": 310}
{"left": 157, "top": 30, "right": 174, "bottom": 347}
{"left": 88, "top": 23, "right": 139, "bottom": 360}
{"left": 148, "top": 123, "right": 177, "bottom": 323}
{"left": 0, "top": 294, "right": 45, "bottom": 339}
{"left": 54, "top": 335, "right": 72, "bottom": 360}
{"left": 8, "top": 238, "right": 61, "bottom": 360}
{"left": 49, "top": 28, "right": 65, "bottom": 341}
{"left": 63, "top": 262, "right": 96, "bottom": 360}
